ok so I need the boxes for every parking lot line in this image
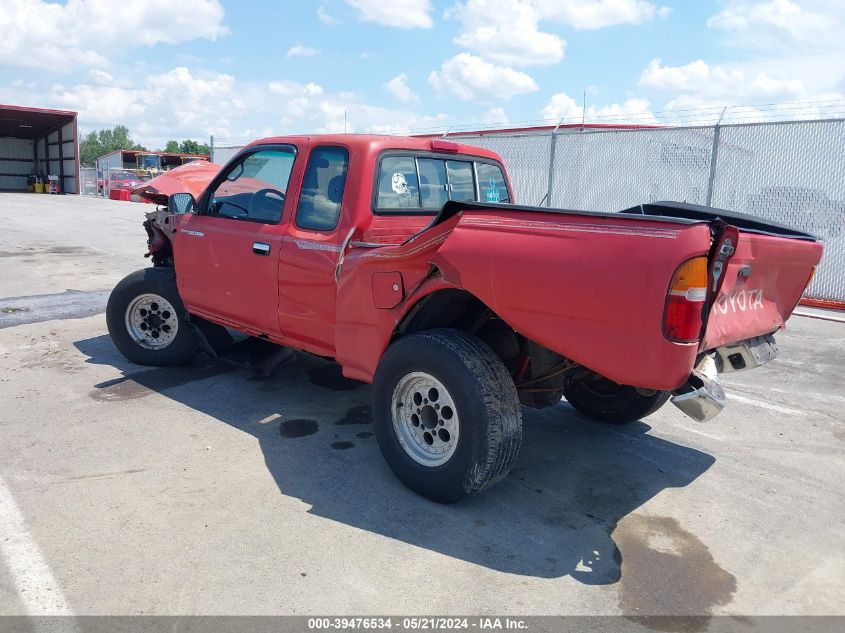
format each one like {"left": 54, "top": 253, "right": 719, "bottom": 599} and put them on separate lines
{"left": 0, "top": 472, "right": 76, "bottom": 618}
{"left": 793, "top": 309, "right": 845, "bottom": 324}
{"left": 727, "top": 392, "right": 807, "bottom": 416}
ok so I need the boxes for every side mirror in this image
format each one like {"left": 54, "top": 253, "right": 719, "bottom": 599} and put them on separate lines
{"left": 168, "top": 192, "right": 196, "bottom": 214}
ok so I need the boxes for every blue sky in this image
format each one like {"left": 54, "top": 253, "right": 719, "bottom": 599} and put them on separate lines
{"left": 1, "top": 0, "right": 843, "bottom": 148}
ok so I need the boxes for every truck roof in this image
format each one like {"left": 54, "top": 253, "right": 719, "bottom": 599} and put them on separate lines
{"left": 243, "top": 134, "right": 504, "bottom": 162}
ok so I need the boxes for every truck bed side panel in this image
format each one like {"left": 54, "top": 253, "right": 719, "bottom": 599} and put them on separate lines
{"left": 335, "top": 210, "right": 713, "bottom": 390}
{"left": 430, "top": 211, "right": 714, "bottom": 391}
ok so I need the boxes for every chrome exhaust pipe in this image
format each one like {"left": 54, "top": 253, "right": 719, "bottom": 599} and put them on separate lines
{"left": 671, "top": 356, "right": 726, "bottom": 422}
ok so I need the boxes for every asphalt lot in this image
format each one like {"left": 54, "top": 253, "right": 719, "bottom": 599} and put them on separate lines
{"left": 0, "top": 192, "right": 843, "bottom": 619}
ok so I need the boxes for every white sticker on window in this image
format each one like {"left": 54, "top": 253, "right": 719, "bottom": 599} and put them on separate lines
{"left": 485, "top": 177, "right": 500, "bottom": 203}
{"left": 391, "top": 172, "right": 413, "bottom": 197}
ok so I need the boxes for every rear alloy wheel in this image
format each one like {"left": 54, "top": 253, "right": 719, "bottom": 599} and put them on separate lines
{"left": 373, "top": 329, "right": 522, "bottom": 503}
{"left": 563, "top": 374, "right": 670, "bottom": 425}
{"left": 107, "top": 268, "right": 197, "bottom": 366}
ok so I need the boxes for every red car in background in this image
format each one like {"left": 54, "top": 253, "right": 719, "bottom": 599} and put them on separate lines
{"left": 103, "top": 170, "right": 144, "bottom": 194}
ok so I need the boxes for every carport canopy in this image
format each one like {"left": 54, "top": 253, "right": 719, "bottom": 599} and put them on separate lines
{"left": 0, "top": 103, "right": 78, "bottom": 193}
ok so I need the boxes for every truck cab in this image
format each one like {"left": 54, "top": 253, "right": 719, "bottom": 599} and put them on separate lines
{"left": 169, "top": 137, "right": 510, "bottom": 356}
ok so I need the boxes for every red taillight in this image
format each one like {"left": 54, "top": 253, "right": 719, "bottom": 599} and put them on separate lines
{"left": 664, "top": 256, "right": 709, "bottom": 343}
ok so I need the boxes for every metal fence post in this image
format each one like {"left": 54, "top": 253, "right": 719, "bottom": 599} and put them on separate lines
{"left": 705, "top": 107, "right": 727, "bottom": 207}
{"left": 210, "top": 134, "right": 215, "bottom": 163}
{"left": 544, "top": 119, "right": 563, "bottom": 207}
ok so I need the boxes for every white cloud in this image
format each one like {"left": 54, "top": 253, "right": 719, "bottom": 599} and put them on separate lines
{"left": 345, "top": 0, "right": 433, "bottom": 28}
{"left": 286, "top": 44, "right": 321, "bottom": 59}
{"left": 268, "top": 81, "right": 325, "bottom": 97}
{"left": 384, "top": 73, "right": 420, "bottom": 103}
{"left": 480, "top": 107, "right": 510, "bottom": 125}
{"left": 317, "top": 5, "right": 340, "bottom": 25}
{"left": 532, "top": 0, "right": 670, "bottom": 30}
{"left": 11, "top": 78, "right": 37, "bottom": 90}
{"left": 707, "top": 0, "right": 832, "bottom": 43}
{"left": 698, "top": 2, "right": 845, "bottom": 105}
{"left": 542, "top": 91, "right": 657, "bottom": 124}
{"left": 0, "top": 0, "right": 227, "bottom": 71}
{"left": 9, "top": 65, "right": 451, "bottom": 146}
{"left": 88, "top": 69, "right": 115, "bottom": 85}
{"left": 270, "top": 79, "right": 448, "bottom": 134}
{"left": 639, "top": 58, "right": 805, "bottom": 99}
{"left": 429, "top": 53, "right": 538, "bottom": 101}
{"left": 448, "top": 0, "right": 565, "bottom": 67}
{"left": 45, "top": 67, "right": 245, "bottom": 146}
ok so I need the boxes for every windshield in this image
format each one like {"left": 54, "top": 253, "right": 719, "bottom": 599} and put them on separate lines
{"left": 139, "top": 155, "right": 161, "bottom": 169}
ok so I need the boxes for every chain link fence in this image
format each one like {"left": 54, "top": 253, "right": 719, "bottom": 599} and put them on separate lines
{"left": 78, "top": 166, "right": 151, "bottom": 201}
{"left": 452, "top": 119, "right": 845, "bottom": 305}
{"left": 208, "top": 119, "right": 845, "bottom": 304}
{"left": 79, "top": 167, "right": 99, "bottom": 196}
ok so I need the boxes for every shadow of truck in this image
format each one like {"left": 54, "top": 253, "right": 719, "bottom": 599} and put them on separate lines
{"left": 74, "top": 334, "right": 715, "bottom": 584}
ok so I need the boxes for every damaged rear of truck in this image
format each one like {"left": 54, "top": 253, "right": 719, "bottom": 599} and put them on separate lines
{"left": 332, "top": 200, "right": 820, "bottom": 502}
{"left": 113, "top": 135, "right": 822, "bottom": 502}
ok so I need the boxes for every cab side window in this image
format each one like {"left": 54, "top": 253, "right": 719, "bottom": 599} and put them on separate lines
{"left": 296, "top": 146, "right": 349, "bottom": 231}
{"left": 208, "top": 148, "right": 295, "bottom": 224}
{"left": 377, "top": 156, "right": 420, "bottom": 210}
{"left": 476, "top": 163, "right": 511, "bottom": 203}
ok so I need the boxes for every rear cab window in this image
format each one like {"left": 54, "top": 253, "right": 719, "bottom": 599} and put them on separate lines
{"left": 374, "top": 152, "right": 511, "bottom": 214}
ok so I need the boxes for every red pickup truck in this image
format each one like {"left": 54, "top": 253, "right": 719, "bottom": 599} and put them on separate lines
{"left": 108, "top": 135, "right": 822, "bottom": 502}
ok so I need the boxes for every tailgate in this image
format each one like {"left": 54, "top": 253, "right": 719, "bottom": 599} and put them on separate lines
{"left": 700, "top": 228, "right": 822, "bottom": 350}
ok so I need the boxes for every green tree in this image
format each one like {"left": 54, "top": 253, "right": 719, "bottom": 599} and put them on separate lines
{"left": 79, "top": 131, "right": 102, "bottom": 167}
{"left": 179, "top": 139, "right": 210, "bottom": 156}
{"left": 79, "top": 125, "right": 146, "bottom": 166}
{"left": 164, "top": 140, "right": 181, "bottom": 153}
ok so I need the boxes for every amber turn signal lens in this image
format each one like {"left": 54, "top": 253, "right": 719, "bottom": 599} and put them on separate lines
{"left": 664, "top": 256, "right": 709, "bottom": 343}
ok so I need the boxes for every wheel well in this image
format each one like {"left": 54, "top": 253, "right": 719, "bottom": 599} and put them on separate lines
{"left": 395, "top": 289, "right": 592, "bottom": 409}
{"left": 144, "top": 218, "right": 174, "bottom": 268}
{"left": 396, "top": 289, "right": 492, "bottom": 339}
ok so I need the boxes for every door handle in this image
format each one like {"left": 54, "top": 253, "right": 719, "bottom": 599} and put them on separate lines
{"left": 253, "top": 242, "right": 271, "bottom": 256}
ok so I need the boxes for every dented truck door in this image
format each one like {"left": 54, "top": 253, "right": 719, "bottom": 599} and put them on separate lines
{"left": 276, "top": 144, "right": 352, "bottom": 355}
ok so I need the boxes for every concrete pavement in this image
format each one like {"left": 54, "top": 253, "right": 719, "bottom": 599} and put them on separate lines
{"left": 0, "top": 193, "right": 842, "bottom": 619}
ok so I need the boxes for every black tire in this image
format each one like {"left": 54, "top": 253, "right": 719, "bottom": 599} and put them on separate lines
{"left": 106, "top": 268, "right": 198, "bottom": 366}
{"left": 563, "top": 375, "right": 670, "bottom": 425}
{"left": 372, "top": 328, "right": 522, "bottom": 503}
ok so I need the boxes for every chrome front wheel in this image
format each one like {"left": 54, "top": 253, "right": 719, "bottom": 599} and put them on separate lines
{"left": 392, "top": 371, "right": 460, "bottom": 467}
{"left": 124, "top": 293, "right": 179, "bottom": 350}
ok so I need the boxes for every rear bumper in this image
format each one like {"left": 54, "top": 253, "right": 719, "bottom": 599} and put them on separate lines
{"left": 671, "top": 356, "right": 726, "bottom": 422}
{"left": 714, "top": 334, "right": 778, "bottom": 373}
{"left": 671, "top": 335, "right": 778, "bottom": 422}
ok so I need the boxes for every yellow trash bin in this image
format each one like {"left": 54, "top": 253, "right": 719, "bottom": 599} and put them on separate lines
{"left": 34, "top": 183, "right": 44, "bottom": 193}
